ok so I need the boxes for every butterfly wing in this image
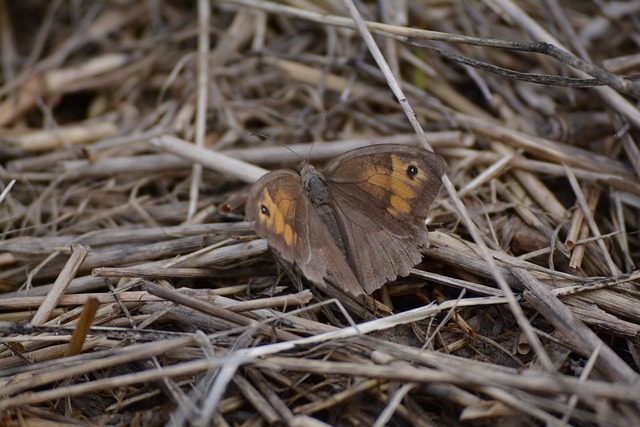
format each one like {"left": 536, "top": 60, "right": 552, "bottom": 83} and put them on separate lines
{"left": 246, "top": 170, "right": 365, "bottom": 296}
{"left": 323, "top": 144, "right": 444, "bottom": 294}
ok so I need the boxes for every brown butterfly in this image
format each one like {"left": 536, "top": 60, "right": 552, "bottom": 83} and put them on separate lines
{"left": 246, "top": 144, "right": 444, "bottom": 297}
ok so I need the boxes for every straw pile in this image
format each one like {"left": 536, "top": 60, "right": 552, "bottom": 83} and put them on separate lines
{"left": 1, "top": 1, "right": 639, "bottom": 425}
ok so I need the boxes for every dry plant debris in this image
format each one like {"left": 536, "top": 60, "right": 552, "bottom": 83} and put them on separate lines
{"left": 0, "top": 1, "right": 639, "bottom": 426}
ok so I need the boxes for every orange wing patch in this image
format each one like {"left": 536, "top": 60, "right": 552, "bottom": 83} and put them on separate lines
{"left": 389, "top": 194, "right": 411, "bottom": 215}
{"left": 257, "top": 189, "right": 298, "bottom": 246}
{"left": 361, "top": 154, "right": 424, "bottom": 217}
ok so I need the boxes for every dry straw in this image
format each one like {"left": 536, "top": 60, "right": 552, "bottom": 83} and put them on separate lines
{"left": 0, "top": 1, "right": 639, "bottom": 425}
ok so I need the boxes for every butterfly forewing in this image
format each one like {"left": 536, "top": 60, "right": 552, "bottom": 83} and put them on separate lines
{"left": 246, "top": 170, "right": 310, "bottom": 264}
{"left": 323, "top": 145, "right": 443, "bottom": 226}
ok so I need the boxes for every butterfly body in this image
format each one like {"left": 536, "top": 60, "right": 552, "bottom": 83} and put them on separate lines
{"left": 246, "top": 144, "right": 444, "bottom": 296}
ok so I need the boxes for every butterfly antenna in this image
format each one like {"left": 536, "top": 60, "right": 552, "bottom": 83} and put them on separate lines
{"left": 251, "top": 133, "right": 303, "bottom": 161}
{"left": 307, "top": 139, "right": 315, "bottom": 163}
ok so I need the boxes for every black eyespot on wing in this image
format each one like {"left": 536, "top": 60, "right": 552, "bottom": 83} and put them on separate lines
{"left": 406, "top": 164, "right": 418, "bottom": 179}
{"left": 260, "top": 205, "right": 270, "bottom": 217}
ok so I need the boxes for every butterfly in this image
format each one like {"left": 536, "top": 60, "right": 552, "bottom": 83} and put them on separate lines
{"left": 245, "top": 144, "right": 444, "bottom": 296}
